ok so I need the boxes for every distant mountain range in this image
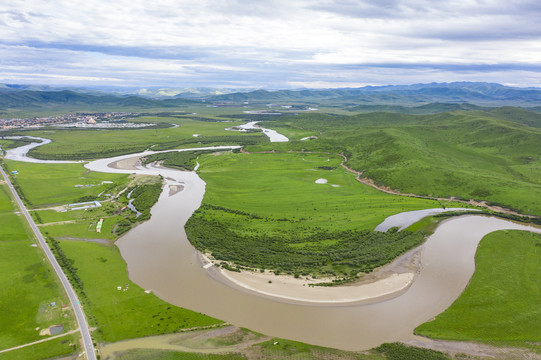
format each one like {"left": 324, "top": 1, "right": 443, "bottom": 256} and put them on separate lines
{"left": 0, "top": 89, "right": 197, "bottom": 111}
{"left": 0, "top": 84, "right": 247, "bottom": 99}
{"left": 2, "top": 82, "right": 541, "bottom": 112}
{"left": 206, "top": 82, "right": 541, "bottom": 106}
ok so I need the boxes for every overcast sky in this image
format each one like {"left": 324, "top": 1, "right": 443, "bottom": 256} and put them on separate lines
{"left": 1, "top": 0, "right": 541, "bottom": 89}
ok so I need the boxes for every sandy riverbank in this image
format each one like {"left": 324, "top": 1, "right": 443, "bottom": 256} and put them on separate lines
{"left": 200, "top": 247, "right": 421, "bottom": 304}
{"left": 109, "top": 156, "right": 142, "bottom": 170}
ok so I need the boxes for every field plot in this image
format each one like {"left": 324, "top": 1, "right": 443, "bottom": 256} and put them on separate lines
{"left": 187, "top": 151, "right": 452, "bottom": 277}
{"left": 415, "top": 230, "right": 541, "bottom": 348}
{"left": 0, "top": 182, "right": 78, "bottom": 358}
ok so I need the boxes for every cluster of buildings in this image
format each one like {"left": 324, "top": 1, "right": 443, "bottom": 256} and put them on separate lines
{"left": 0, "top": 112, "right": 152, "bottom": 130}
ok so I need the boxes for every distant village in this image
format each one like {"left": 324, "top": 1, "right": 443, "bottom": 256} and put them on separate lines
{"left": 0, "top": 112, "right": 155, "bottom": 130}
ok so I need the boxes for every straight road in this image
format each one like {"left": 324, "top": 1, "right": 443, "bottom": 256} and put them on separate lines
{"left": 0, "top": 165, "right": 96, "bottom": 360}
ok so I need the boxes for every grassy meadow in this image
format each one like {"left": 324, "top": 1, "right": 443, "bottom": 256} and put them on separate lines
{"left": 187, "top": 151, "right": 465, "bottom": 277}
{"left": 3, "top": 159, "right": 128, "bottom": 207}
{"left": 57, "top": 240, "right": 223, "bottom": 343}
{"left": 196, "top": 152, "right": 443, "bottom": 231}
{"left": 1, "top": 154, "right": 222, "bottom": 347}
{"left": 0, "top": 181, "right": 77, "bottom": 357}
{"left": 263, "top": 110, "right": 541, "bottom": 215}
{"left": 3, "top": 159, "right": 167, "bottom": 240}
{"left": 0, "top": 333, "right": 80, "bottom": 360}
{"left": 0, "top": 184, "right": 31, "bottom": 240}
{"left": 415, "top": 230, "right": 541, "bottom": 347}
{"left": 20, "top": 116, "right": 265, "bottom": 160}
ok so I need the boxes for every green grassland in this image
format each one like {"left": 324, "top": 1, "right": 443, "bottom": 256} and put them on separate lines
{"left": 3, "top": 159, "right": 128, "bottom": 207}
{"left": 1, "top": 158, "right": 221, "bottom": 346}
{"left": 0, "top": 182, "right": 76, "bottom": 357}
{"left": 0, "top": 185, "right": 31, "bottom": 241}
{"left": 16, "top": 116, "right": 265, "bottom": 160}
{"left": 57, "top": 240, "right": 223, "bottom": 343}
{"left": 2, "top": 158, "right": 164, "bottom": 240}
{"left": 40, "top": 215, "right": 126, "bottom": 240}
{"left": 186, "top": 151, "right": 460, "bottom": 277}
{"left": 0, "top": 333, "right": 79, "bottom": 360}
{"left": 262, "top": 109, "right": 541, "bottom": 215}
{"left": 0, "top": 137, "right": 37, "bottom": 152}
{"left": 415, "top": 230, "right": 541, "bottom": 347}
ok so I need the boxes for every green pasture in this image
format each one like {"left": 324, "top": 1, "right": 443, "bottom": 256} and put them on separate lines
{"left": 57, "top": 240, "right": 222, "bottom": 343}
{"left": 187, "top": 151, "right": 456, "bottom": 276}
{"left": 3, "top": 160, "right": 129, "bottom": 207}
{"left": 197, "top": 152, "right": 441, "bottom": 231}
{"left": 0, "top": 333, "right": 79, "bottom": 360}
{"left": 0, "top": 184, "right": 75, "bottom": 353}
{"left": 264, "top": 110, "right": 541, "bottom": 215}
{"left": 0, "top": 185, "right": 30, "bottom": 241}
{"left": 20, "top": 117, "right": 263, "bottom": 160}
{"left": 32, "top": 208, "right": 101, "bottom": 223}
{"left": 40, "top": 215, "right": 124, "bottom": 241}
{"left": 415, "top": 230, "right": 541, "bottom": 347}
{"left": 26, "top": 173, "right": 163, "bottom": 240}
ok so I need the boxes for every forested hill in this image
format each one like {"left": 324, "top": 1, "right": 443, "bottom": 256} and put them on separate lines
{"left": 0, "top": 90, "right": 197, "bottom": 110}
{"left": 208, "top": 82, "right": 541, "bottom": 107}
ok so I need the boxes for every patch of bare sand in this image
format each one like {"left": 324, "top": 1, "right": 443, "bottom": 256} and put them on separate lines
{"left": 109, "top": 156, "right": 141, "bottom": 170}
{"left": 168, "top": 184, "right": 184, "bottom": 196}
{"left": 99, "top": 325, "right": 264, "bottom": 359}
{"left": 202, "top": 246, "right": 422, "bottom": 304}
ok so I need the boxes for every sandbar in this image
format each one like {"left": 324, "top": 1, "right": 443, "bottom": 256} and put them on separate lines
{"left": 201, "top": 251, "right": 418, "bottom": 305}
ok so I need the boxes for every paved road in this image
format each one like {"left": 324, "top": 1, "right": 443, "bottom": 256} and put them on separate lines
{"left": 0, "top": 165, "right": 96, "bottom": 360}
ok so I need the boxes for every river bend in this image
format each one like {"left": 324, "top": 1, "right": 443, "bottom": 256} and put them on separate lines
{"left": 5, "top": 138, "right": 541, "bottom": 350}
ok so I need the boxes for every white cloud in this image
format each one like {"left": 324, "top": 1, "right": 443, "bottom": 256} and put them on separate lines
{"left": 0, "top": 0, "right": 540, "bottom": 87}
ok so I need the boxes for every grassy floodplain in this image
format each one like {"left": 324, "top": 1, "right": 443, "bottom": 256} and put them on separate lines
{"left": 1, "top": 158, "right": 223, "bottom": 346}
{"left": 0, "top": 180, "right": 78, "bottom": 359}
{"left": 104, "top": 329, "right": 452, "bottom": 360}
{"left": 3, "top": 159, "right": 128, "bottom": 207}
{"left": 57, "top": 240, "right": 223, "bottom": 343}
{"left": 16, "top": 116, "right": 265, "bottom": 160}
{"left": 187, "top": 151, "right": 465, "bottom": 278}
{"left": 2, "top": 159, "right": 166, "bottom": 239}
{"left": 415, "top": 230, "right": 541, "bottom": 348}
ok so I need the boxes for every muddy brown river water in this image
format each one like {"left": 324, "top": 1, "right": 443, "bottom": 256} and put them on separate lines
{"left": 83, "top": 152, "right": 541, "bottom": 351}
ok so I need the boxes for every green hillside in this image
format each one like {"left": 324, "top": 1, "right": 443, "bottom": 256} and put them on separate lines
{"left": 260, "top": 108, "right": 541, "bottom": 215}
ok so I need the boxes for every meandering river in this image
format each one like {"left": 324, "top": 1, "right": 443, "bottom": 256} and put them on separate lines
{"left": 5, "top": 136, "right": 541, "bottom": 350}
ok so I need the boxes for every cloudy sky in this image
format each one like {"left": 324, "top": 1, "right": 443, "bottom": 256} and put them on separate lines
{"left": 1, "top": 0, "right": 541, "bottom": 89}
